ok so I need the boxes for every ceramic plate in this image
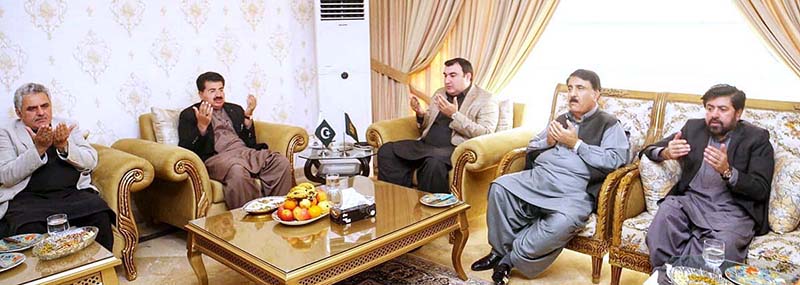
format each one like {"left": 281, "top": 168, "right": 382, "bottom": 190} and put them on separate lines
{"left": 272, "top": 210, "right": 328, "bottom": 226}
{"left": 420, "top": 193, "right": 459, "bottom": 207}
{"left": 725, "top": 265, "right": 785, "bottom": 285}
{"left": 668, "top": 266, "right": 734, "bottom": 285}
{"left": 0, "top": 233, "right": 44, "bottom": 253}
{"left": 0, "top": 253, "right": 25, "bottom": 273}
{"left": 243, "top": 196, "right": 285, "bottom": 214}
{"left": 33, "top": 226, "right": 98, "bottom": 261}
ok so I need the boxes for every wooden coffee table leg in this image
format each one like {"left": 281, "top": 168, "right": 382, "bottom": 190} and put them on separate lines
{"left": 451, "top": 212, "right": 469, "bottom": 281}
{"left": 187, "top": 233, "right": 209, "bottom": 285}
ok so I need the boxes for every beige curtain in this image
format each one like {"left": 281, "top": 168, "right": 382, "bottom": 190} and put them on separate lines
{"left": 411, "top": 0, "right": 559, "bottom": 96}
{"left": 369, "top": 0, "right": 464, "bottom": 122}
{"left": 736, "top": 0, "right": 800, "bottom": 79}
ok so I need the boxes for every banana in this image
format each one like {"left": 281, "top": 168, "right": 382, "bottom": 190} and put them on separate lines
{"left": 298, "top": 182, "right": 315, "bottom": 190}
{"left": 287, "top": 186, "right": 309, "bottom": 199}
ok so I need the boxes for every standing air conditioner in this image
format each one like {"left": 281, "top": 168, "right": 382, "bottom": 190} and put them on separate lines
{"left": 314, "top": 0, "right": 372, "bottom": 145}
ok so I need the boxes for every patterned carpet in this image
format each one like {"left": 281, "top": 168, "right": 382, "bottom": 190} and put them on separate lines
{"left": 338, "top": 254, "right": 492, "bottom": 285}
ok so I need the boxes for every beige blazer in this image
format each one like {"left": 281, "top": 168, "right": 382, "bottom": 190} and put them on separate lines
{"left": 0, "top": 118, "right": 97, "bottom": 220}
{"left": 419, "top": 85, "right": 499, "bottom": 146}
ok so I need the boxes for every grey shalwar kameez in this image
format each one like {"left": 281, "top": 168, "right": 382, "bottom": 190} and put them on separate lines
{"left": 646, "top": 136, "right": 755, "bottom": 268}
{"left": 486, "top": 107, "right": 629, "bottom": 278}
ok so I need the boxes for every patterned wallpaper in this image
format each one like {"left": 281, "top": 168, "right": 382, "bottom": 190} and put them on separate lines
{"left": 0, "top": 0, "right": 319, "bottom": 146}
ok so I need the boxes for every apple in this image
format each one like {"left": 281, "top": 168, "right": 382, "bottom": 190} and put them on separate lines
{"left": 277, "top": 207, "right": 295, "bottom": 221}
{"left": 299, "top": 199, "right": 312, "bottom": 209}
{"left": 293, "top": 207, "right": 311, "bottom": 221}
{"left": 317, "top": 201, "right": 332, "bottom": 214}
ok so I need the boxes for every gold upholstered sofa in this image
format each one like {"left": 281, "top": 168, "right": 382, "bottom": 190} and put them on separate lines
{"left": 609, "top": 93, "right": 800, "bottom": 284}
{"left": 91, "top": 144, "right": 155, "bottom": 280}
{"left": 111, "top": 111, "right": 308, "bottom": 230}
{"left": 494, "top": 84, "right": 661, "bottom": 283}
{"left": 366, "top": 99, "right": 524, "bottom": 219}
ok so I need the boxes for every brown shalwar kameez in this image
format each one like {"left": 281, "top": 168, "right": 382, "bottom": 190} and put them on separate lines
{"left": 204, "top": 109, "right": 292, "bottom": 209}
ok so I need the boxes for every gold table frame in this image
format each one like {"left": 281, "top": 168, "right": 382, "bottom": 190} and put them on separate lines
{"left": 186, "top": 199, "right": 470, "bottom": 285}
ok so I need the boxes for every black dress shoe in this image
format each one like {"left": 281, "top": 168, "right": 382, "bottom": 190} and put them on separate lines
{"left": 471, "top": 253, "right": 503, "bottom": 271}
{"left": 492, "top": 263, "right": 511, "bottom": 285}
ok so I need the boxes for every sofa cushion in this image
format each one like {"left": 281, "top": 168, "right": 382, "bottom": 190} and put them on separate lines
{"left": 747, "top": 230, "right": 800, "bottom": 277}
{"left": 496, "top": 98, "right": 513, "bottom": 132}
{"left": 577, "top": 213, "right": 597, "bottom": 238}
{"left": 639, "top": 156, "right": 681, "bottom": 215}
{"left": 620, "top": 212, "right": 653, "bottom": 255}
{"left": 150, "top": 107, "right": 181, "bottom": 145}
{"left": 210, "top": 179, "right": 224, "bottom": 203}
{"left": 768, "top": 151, "right": 800, "bottom": 234}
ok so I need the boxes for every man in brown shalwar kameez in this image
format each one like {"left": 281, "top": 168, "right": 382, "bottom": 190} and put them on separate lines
{"left": 178, "top": 71, "right": 293, "bottom": 209}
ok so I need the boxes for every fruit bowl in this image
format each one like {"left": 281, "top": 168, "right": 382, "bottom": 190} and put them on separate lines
{"left": 272, "top": 210, "right": 328, "bottom": 226}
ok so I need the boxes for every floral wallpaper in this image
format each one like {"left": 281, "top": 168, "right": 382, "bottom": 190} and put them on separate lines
{"left": 0, "top": 0, "right": 319, "bottom": 146}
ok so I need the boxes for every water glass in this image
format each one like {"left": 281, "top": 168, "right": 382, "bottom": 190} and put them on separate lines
{"left": 47, "top": 213, "right": 69, "bottom": 235}
{"left": 325, "top": 174, "right": 342, "bottom": 208}
{"left": 702, "top": 238, "right": 725, "bottom": 270}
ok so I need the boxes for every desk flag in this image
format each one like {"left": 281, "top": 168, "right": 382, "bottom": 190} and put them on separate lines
{"left": 345, "top": 113, "right": 359, "bottom": 142}
{"left": 315, "top": 119, "right": 336, "bottom": 147}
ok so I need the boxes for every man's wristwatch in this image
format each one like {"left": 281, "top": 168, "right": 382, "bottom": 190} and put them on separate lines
{"left": 721, "top": 167, "right": 733, "bottom": 180}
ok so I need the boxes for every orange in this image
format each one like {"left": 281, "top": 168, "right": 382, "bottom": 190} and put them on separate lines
{"left": 308, "top": 205, "right": 323, "bottom": 218}
{"left": 316, "top": 191, "right": 328, "bottom": 202}
{"left": 283, "top": 199, "right": 297, "bottom": 210}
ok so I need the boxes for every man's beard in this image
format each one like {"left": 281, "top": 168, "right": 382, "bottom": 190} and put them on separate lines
{"left": 707, "top": 119, "right": 735, "bottom": 138}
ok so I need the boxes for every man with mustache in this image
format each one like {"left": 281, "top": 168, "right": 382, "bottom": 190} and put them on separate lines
{"left": 0, "top": 83, "right": 115, "bottom": 250}
{"left": 642, "top": 84, "right": 774, "bottom": 281}
{"left": 377, "top": 58, "right": 499, "bottom": 193}
{"left": 472, "top": 69, "right": 629, "bottom": 284}
{"left": 178, "top": 72, "right": 292, "bottom": 209}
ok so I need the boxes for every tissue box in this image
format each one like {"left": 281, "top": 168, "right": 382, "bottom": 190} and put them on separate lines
{"left": 330, "top": 203, "right": 376, "bottom": 224}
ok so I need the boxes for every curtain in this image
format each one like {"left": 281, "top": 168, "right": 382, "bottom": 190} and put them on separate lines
{"left": 410, "top": 0, "right": 559, "bottom": 96}
{"left": 736, "top": 0, "right": 800, "bottom": 79}
{"left": 369, "top": 0, "right": 464, "bottom": 122}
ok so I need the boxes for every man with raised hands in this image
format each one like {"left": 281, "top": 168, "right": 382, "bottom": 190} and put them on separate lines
{"left": 642, "top": 84, "right": 774, "bottom": 276}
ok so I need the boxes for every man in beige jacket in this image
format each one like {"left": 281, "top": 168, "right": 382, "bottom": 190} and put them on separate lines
{"left": 377, "top": 58, "right": 499, "bottom": 193}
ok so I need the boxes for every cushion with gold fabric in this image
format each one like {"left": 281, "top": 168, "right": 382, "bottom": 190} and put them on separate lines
{"left": 150, "top": 107, "right": 181, "bottom": 145}
{"left": 620, "top": 212, "right": 653, "bottom": 255}
{"left": 496, "top": 98, "right": 513, "bottom": 132}
{"left": 747, "top": 230, "right": 800, "bottom": 277}
{"left": 768, "top": 151, "right": 800, "bottom": 234}
{"left": 639, "top": 155, "right": 681, "bottom": 215}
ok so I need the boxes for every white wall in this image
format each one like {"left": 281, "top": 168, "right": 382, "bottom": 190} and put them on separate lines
{"left": 0, "top": 0, "right": 319, "bottom": 147}
{"left": 501, "top": 0, "right": 800, "bottom": 129}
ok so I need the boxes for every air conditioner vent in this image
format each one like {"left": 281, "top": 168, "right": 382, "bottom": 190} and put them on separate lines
{"left": 319, "top": 0, "right": 364, "bottom": 21}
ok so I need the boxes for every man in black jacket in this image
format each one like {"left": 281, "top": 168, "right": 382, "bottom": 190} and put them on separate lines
{"left": 178, "top": 72, "right": 292, "bottom": 209}
{"left": 642, "top": 84, "right": 774, "bottom": 271}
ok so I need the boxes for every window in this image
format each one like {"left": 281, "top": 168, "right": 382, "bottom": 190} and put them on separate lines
{"left": 501, "top": 0, "right": 800, "bottom": 127}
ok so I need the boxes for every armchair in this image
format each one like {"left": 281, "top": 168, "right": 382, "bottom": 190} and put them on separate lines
{"left": 91, "top": 144, "right": 155, "bottom": 281}
{"left": 366, "top": 101, "right": 525, "bottom": 219}
{"left": 111, "top": 113, "right": 308, "bottom": 229}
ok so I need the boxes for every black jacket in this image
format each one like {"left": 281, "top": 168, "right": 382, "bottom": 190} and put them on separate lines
{"left": 641, "top": 119, "right": 774, "bottom": 235}
{"left": 177, "top": 102, "right": 267, "bottom": 161}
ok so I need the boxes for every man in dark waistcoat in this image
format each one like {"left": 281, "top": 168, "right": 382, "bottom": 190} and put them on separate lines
{"left": 377, "top": 58, "right": 499, "bottom": 193}
{"left": 642, "top": 84, "right": 774, "bottom": 283}
{"left": 0, "top": 83, "right": 114, "bottom": 250}
{"left": 471, "top": 70, "right": 629, "bottom": 284}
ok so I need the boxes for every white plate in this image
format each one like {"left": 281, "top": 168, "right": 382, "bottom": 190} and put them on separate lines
{"left": 0, "top": 233, "right": 44, "bottom": 253}
{"left": 0, "top": 252, "right": 25, "bottom": 273}
{"left": 667, "top": 265, "right": 734, "bottom": 285}
{"left": 272, "top": 210, "right": 328, "bottom": 226}
{"left": 243, "top": 196, "right": 285, "bottom": 214}
{"left": 420, "top": 193, "right": 459, "bottom": 207}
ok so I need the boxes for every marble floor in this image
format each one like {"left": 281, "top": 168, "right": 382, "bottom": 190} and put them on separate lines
{"left": 115, "top": 214, "right": 649, "bottom": 284}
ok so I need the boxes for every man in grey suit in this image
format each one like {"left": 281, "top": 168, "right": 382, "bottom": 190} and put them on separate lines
{"left": 377, "top": 58, "right": 499, "bottom": 193}
{"left": 0, "top": 83, "right": 114, "bottom": 250}
{"left": 471, "top": 70, "right": 629, "bottom": 284}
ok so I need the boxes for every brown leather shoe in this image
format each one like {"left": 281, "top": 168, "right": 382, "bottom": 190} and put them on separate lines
{"left": 471, "top": 252, "right": 503, "bottom": 271}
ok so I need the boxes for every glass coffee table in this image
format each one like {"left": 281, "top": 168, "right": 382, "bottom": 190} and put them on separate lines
{"left": 185, "top": 176, "right": 471, "bottom": 285}
{"left": 664, "top": 255, "right": 796, "bottom": 285}
{"left": 0, "top": 242, "right": 120, "bottom": 285}
{"left": 298, "top": 145, "right": 376, "bottom": 183}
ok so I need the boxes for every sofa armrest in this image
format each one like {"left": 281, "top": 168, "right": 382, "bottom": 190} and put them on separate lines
{"left": 253, "top": 121, "right": 309, "bottom": 156}
{"left": 91, "top": 144, "right": 154, "bottom": 280}
{"left": 450, "top": 128, "right": 534, "bottom": 199}
{"left": 496, "top": 147, "right": 528, "bottom": 177}
{"left": 611, "top": 165, "right": 647, "bottom": 247}
{"left": 366, "top": 116, "right": 421, "bottom": 147}
{"left": 595, "top": 163, "right": 640, "bottom": 240}
{"left": 111, "top": 138, "right": 211, "bottom": 219}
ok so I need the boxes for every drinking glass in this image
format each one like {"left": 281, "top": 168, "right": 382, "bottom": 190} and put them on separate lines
{"left": 47, "top": 213, "right": 69, "bottom": 235}
{"left": 702, "top": 238, "right": 725, "bottom": 272}
{"left": 326, "top": 174, "right": 342, "bottom": 209}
